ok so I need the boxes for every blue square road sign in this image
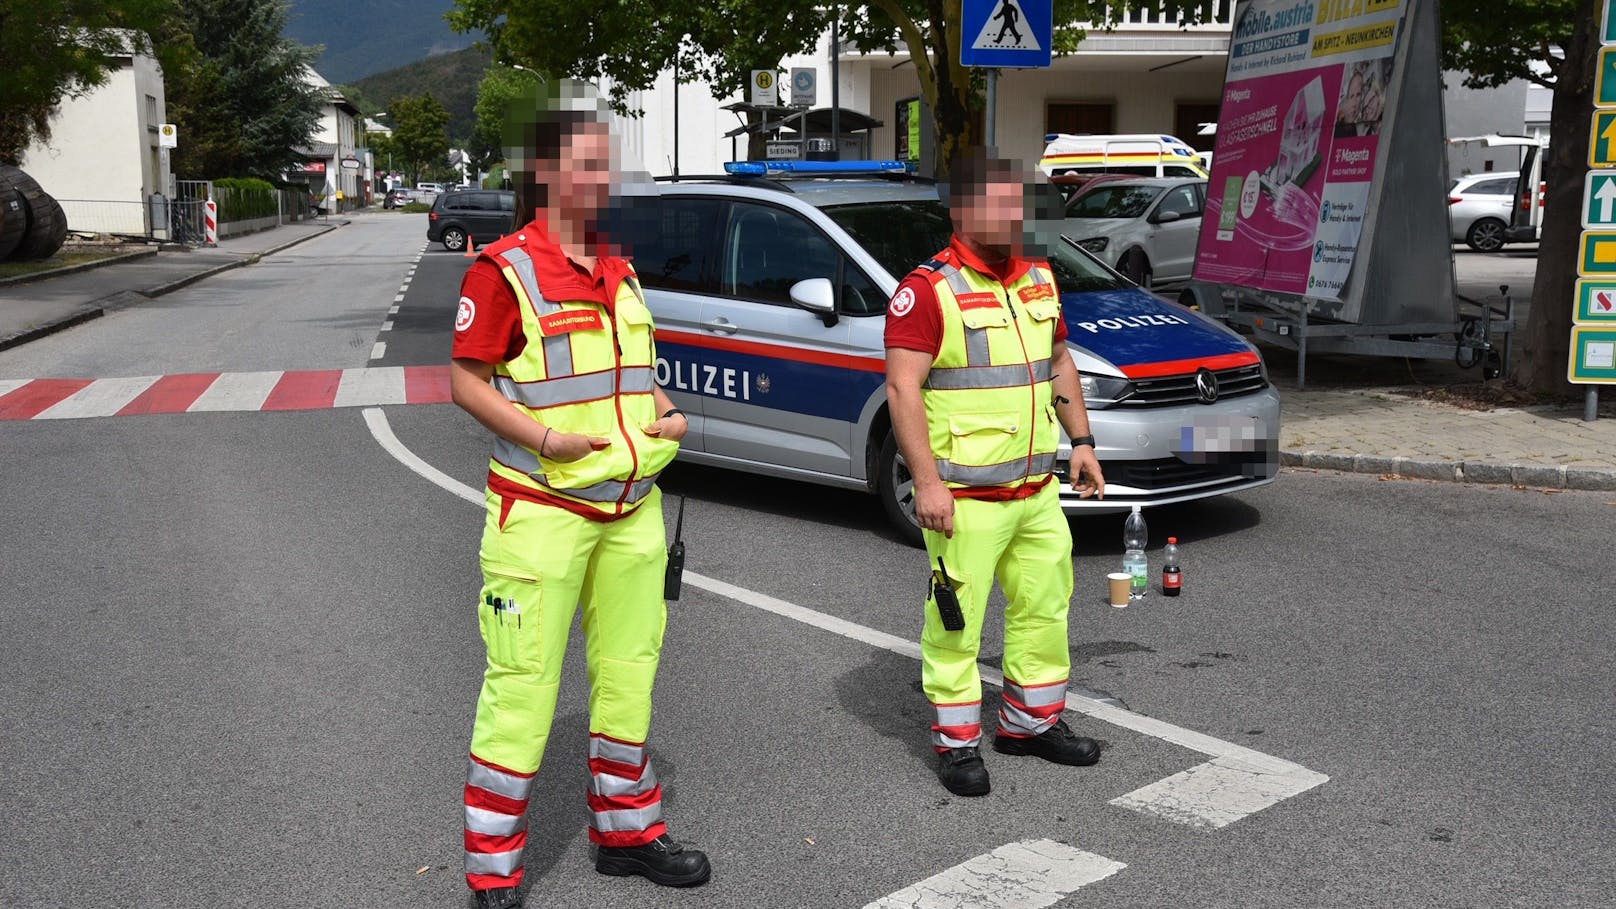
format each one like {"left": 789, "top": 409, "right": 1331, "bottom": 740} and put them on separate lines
{"left": 960, "top": 0, "right": 1054, "bottom": 69}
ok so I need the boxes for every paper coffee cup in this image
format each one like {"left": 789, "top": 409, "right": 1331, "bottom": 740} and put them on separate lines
{"left": 1107, "top": 572, "right": 1132, "bottom": 608}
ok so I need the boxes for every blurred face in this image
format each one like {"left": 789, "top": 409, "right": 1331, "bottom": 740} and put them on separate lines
{"left": 535, "top": 122, "right": 615, "bottom": 223}
{"left": 953, "top": 164, "right": 1030, "bottom": 255}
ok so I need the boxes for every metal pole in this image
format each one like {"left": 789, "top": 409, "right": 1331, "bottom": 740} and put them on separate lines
{"left": 831, "top": 6, "right": 840, "bottom": 160}
{"left": 985, "top": 69, "right": 998, "bottom": 146}
{"left": 1586, "top": 388, "right": 1600, "bottom": 422}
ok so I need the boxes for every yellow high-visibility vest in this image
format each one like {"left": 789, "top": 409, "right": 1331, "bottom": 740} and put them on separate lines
{"left": 921, "top": 253, "right": 1062, "bottom": 491}
{"left": 483, "top": 233, "right": 678, "bottom": 516}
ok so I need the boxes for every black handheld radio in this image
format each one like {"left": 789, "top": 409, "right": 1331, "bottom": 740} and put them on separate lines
{"left": 932, "top": 557, "right": 965, "bottom": 631}
{"left": 664, "top": 496, "right": 687, "bottom": 601}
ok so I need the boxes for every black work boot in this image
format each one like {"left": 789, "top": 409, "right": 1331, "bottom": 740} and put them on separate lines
{"left": 470, "top": 886, "right": 522, "bottom": 909}
{"left": 937, "top": 746, "right": 991, "bottom": 796}
{"left": 993, "top": 719, "right": 1101, "bottom": 766}
{"left": 595, "top": 834, "right": 711, "bottom": 887}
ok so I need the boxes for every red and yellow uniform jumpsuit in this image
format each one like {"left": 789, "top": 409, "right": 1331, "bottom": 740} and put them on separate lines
{"left": 452, "top": 219, "right": 680, "bottom": 892}
{"left": 885, "top": 238, "right": 1075, "bottom": 752}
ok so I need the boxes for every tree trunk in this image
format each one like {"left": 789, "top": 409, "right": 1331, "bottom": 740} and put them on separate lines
{"left": 926, "top": 0, "right": 976, "bottom": 179}
{"left": 1514, "top": 0, "right": 1597, "bottom": 396}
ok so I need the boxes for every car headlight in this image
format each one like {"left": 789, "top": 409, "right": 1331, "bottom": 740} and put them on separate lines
{"left": 1075, "top": 236, "right": 1108, "bottom": 253}
{"left": 1079, "top": 373, "right": 1134, "bottom": 408}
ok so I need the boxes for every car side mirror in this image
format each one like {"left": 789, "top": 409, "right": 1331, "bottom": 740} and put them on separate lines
{"left": 789, "top": 277, "right": 839, "bottom": 326}
{"left": 1152, "top": 209, "right": 1183, "bottom": 224}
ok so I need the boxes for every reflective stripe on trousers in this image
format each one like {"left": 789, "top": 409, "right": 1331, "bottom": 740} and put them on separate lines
{"left": 936, "top": 451, "right": 1058, "bottom": 486}
{"left": 464, "top": 756, "right": 535, "bottom": 884}
{"left": 931, "top": 700, "right": 983, "bottom": 750}
{"left": 999, "top": 677, "right": 1067, "bottom": 738}
{"left": 924, "top": 359, "right": 1053, "bottom": 391}
{"left": 586, "top": 734, "right": 665, "bottom": 843}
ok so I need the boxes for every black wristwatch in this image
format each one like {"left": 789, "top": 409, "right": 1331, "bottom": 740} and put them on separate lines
{"left": 661, "top": 408, "right": 687, "bottom": 420}
{"left": 1071, "top": 434, "right": 1096, "bottom": 449}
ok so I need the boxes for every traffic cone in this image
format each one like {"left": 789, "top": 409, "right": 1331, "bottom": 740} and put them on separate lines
{"left": 464, "top": 236, "right": 477, "bottom": 258}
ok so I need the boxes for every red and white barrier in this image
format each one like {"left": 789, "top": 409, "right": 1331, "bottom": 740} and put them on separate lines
{"left": 204, "top": 198, "right": 218, "bottom": 246}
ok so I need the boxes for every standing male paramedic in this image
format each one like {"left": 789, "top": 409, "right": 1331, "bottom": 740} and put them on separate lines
{"left": 449, "top": 83, "right": 711, "bottom": 908}
{"left": 884, "top": 148, "right": 1108, "bottom": 797}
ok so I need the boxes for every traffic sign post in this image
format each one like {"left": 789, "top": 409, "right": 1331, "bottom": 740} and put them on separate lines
{"left": 1578, "top": 4, "right": 1616, "bottom": 417}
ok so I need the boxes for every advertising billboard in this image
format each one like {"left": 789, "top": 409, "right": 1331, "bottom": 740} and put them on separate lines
{"left": 1194, "top": 0, "right": 1410, "bottom": 301}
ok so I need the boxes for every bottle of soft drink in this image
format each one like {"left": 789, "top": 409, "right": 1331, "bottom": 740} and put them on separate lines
{"left": 1122, "top": 505, "right": 1148, "bottom": 600}
{"left": 1162, "top": 537, "right": 1182, "bottom": 597}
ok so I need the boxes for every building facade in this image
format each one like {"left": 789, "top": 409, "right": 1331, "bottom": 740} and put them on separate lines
{"left": 19, "top": 39, "right": 170, "bottom": 234}
{"left": 289, "top": 70, "right": 364, "bottom": 210}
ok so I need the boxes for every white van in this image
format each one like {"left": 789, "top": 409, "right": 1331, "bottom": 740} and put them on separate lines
{"left": 1038, "top": 134, "right": 1209, "bottom": 179}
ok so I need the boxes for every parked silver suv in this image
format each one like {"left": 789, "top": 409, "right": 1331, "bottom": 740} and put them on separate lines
{"left": 618, "top": 162, "right": 1278, "bottom": 542}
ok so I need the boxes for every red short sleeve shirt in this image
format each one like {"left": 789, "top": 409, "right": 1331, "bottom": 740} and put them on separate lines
{"left": 882, "top": 240, "right": 1067, "bottom": 357}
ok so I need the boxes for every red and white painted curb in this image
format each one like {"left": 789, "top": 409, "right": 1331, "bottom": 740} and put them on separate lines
{"left": 0, "top": 366, "right": 452, "bottom": 421}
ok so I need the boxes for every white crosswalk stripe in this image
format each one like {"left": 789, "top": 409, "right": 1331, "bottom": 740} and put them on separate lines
{"left": 186, "top": 371, "right": 278, "bottom": 412}
{"left": 333, "top": 365, "right": 406, "bottom": 408}
{"left": 35, "top": 376, "right": 161, "bottom": 419}
{"left": 0, "top": 379, "right": 32, "bottom": 398}
{"left": 864, "top": 840, "right": 1125, "bottom": 909}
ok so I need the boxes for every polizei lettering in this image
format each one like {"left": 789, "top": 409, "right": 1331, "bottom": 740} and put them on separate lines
{"left": 656, "top": 358, "right": 753, "bottom": 401}
{"left": 1074, "top": 313, "right": 1193, "bottom": 334}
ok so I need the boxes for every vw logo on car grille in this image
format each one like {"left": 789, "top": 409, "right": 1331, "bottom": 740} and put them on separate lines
{"left": 1195, "top": 368, "right": 1219, "bottom": 404}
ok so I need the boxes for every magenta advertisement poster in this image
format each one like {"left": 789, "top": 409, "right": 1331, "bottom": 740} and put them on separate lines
{"left": 1195, "top": 0, "right": 1407, "bottom": 300}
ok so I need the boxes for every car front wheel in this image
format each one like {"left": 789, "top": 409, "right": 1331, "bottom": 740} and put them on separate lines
{"left": 1465, "top": 217, "right": 1507, "bottom": 252}
{"left": 1119, "top": 248, "right": 1152, "bottom": 287}
{"left": 441, "top": 227, "right": 467, "bottom": 251}
{"left": 877, "top": 430, "right": 925, "bottom": 547}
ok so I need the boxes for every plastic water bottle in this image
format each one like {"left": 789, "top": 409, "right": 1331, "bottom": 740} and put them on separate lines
{"left": 1122, "top": 505, "right": 1148, "bottom": 600}
{"left": 1162, "top": 537, "right": 1182, "bottom": 597}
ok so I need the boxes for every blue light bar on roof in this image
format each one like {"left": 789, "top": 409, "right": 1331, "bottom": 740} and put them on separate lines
{"left": 723, "top": 160, "right": 910, "bottom": 176}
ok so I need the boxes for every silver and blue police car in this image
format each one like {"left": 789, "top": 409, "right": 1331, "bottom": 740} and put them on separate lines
{"left": 619, "top": 160, "right": 1278, "bottom": 543}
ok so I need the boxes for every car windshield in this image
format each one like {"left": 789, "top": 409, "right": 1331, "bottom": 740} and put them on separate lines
{"left": 821, "top": 199, "right": 1123, "bottom": 295}
{"left": 1066, "top": 184, "right": 1164, "bottom": 219}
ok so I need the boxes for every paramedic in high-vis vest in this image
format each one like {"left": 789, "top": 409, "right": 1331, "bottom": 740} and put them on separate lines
{"left": 885, "top": 148, "right": 1108, "bottom": 797}
{"left": 449, "top": 86, "right": 710, "bottom": 909}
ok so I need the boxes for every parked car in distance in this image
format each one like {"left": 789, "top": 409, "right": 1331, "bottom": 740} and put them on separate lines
{"left": 383, "top": 187, "right": 412, "bottom": 209}
{"left": 415, "top": 182, "right": 444, "bottom": 195}
{"left": 1062, "top": 176, "right": 1207, "bottom": 289}
{"left": 1447, "top": 171, "right": 1518, "bottom": 252}
{"left": 1039, "top": 133, "right": 1209, "bottom": 180}
{"left": 427, "top": 189, "right": 517, "bottom": 251}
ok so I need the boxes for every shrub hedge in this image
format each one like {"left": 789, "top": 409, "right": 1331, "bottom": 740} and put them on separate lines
{"left": 213, "top": 177, "right": 279, "bottom": 222}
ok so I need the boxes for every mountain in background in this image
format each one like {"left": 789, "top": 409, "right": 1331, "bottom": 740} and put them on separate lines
{"left": 352, "top": 45, "right": 491, "bottom": 142}
{"left": 284, "top": 0, "right": 475, "bottom": 84}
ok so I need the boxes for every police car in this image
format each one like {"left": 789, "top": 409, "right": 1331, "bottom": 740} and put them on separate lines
{"left": 618, "top": 160, "right": 1278, "bottom": 543}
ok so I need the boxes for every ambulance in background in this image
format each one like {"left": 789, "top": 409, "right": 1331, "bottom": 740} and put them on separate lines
{"left": 1448, "top": 134, "right": 1548, "bottom": 243}
{"left": 1038, "top": 134, "right": 1210, "bottom": 180}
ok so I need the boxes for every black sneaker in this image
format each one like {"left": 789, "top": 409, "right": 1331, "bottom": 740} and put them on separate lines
{"left": 993, "top": 719, "right": 1101, "bottom": 766}
{"left": 595, "top": 834, "right": 711, "bottom": 887}
{"left": 470, "top": 886, "right": 522, "bottom": 909}
{"left": 937, "top": 746, "right": 991, "bottom": 796}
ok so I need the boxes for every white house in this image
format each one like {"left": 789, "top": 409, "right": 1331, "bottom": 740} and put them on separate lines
{"left": 19, "top": 35, "right": 170, "bottom": 234}
{"left": 611, "top": 5, "right": 1235, "bottom": 176}
{"left": 289, "top": 69, "right": 364, "bottom": 209}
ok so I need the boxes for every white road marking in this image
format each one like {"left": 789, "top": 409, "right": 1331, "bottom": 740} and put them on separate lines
{"left": 370, "top": 341, "right": 386, "bottom": 360}
{"left": 864, "top": 840, "right": 1124, "bottom": 909}
{"left": 359, "top": 408, "right": 1329, "bottom": 829}
{"left": 34, "top": 376, "right": 160, "bottom": 419}
{"left": 187, "top": 371, "right": 278, "bottom": 412}
{"left": 381, "top": 320, "right": 394, "bottom": 332}
{"left": 394, "top": 294, "right": 406, "bottom": 303}
{"left": 335, "top": 367, "right": 406, "bottom": 408}
{"left": 388, "top": 306, "right": 399, "bottom": 315}
{"left": 0, "top": 379, "right": 34, "bottom": 398}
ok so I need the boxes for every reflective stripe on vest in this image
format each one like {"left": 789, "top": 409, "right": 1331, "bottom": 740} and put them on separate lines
{"left": 501, "top": 246, "right": 573, "bottom": 376}
{"left": 492, "top": 366, "right": 655, "bottom": 408}
{"left": 492, "top": 436, "right": 660, "bottom": 504}
{"left": 922, "top": 256, "right": 1061, "bottom": 491}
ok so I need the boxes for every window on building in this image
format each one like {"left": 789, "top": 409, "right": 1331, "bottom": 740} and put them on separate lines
{"left": 146, "top": 94, "right": 158, "bottom": 123}
{"left": 1047, "top": 102, "right": 1115, "bottom": 136}
{"left": 1174, "top": 102, "right": 1221, "bottom": 151}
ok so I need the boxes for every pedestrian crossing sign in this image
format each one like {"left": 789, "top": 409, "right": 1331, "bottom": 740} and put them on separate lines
{"left": 961, "top": 0, "right": 1053, "bottom": 68}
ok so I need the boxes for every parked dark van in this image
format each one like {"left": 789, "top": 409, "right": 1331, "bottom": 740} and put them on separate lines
{"left": 427, "top": 189, "right": 517, "bottom": 251}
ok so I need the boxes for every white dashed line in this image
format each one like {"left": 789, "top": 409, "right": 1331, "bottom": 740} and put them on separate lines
{"left": 394, "top": 294, "right": 406, "bottom": 303}
{"left": 388, "top": 306, "right": 399, "bottom": 315}
{"left": 359, "top": 409, "right": 1328, "bottom": 831}
{"left": 865, "top": 840, "right": 1125, "bottom": 909}
{"left": 382, "top": 320, "right": 394, "bottom": 332}
{"left": 370, "top": 341, "right": 387, "bottom": 360}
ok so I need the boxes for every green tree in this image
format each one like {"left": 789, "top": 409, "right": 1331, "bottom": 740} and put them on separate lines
{"left": 390, "top": 92, "right": 451, "bottom": 185}
{"left": 471, "top": 65, "right": 538, "bottom": 172}
{"left": 1443, "top": 0, "right": 1595, "bottom": 396}
{"left": 0, "top": 0, "right": 178, "bottom": 164}
{"left": 447, "top": 1, "right": 1212, "bottom": 175}
{"left": 165, "top": 0, "right": 325, "bottom": 179}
